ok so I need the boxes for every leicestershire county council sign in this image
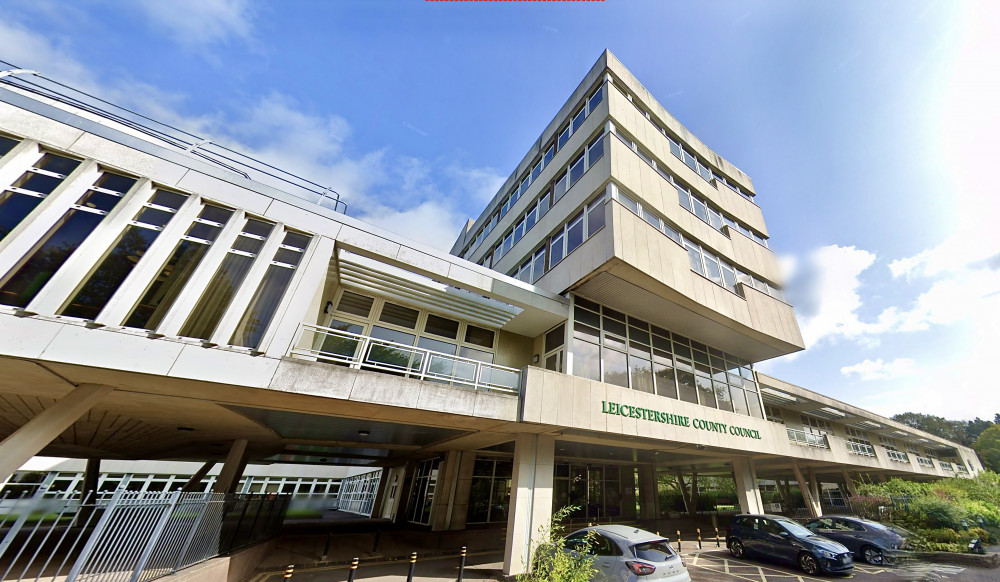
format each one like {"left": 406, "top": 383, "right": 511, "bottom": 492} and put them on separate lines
{"left": 600, "top": 400, "right": 762, "bottom": 440}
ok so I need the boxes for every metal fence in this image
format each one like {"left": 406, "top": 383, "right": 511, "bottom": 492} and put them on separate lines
{"left": 0, "top": 487, "right": 288, "bottom": 582}
{"left": 291, "top": 323, "right": 522, "bottom": 394}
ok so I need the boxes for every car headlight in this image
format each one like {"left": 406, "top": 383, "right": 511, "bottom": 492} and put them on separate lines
{"left": 817, "top": 549, "right": 837, "bottom": 559}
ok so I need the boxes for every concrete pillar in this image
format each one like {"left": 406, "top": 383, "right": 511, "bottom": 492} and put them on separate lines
{"left": 638, "top": 465, "right": 658, "bottom": 519}
{"left": 620, "top": 466, "right": 637, "bottom": 520}
{"left": 808, "top": 467, "right": 821, "bottom": 507}
{"left": 790, "top": 462, "right": 821, "bottom": 519}
{"left": 212, "top": 439, "right": 248, "bottom": 494}
{"left": 394, "top": 461, "right": 418, "bottom": 524}
{"left": 841, "top": 469, "right": 858, "bottom": 497}
{"left": 0, "top": 384, "right": 113, "bottom": 483}
{"left": 447, "top": 452, "right": 476, "bottom": 530}
{"left": 181, "top": 461, "right": 216, "bottom": 492}
{"left": 431, "top": 451, "right": 463, "bottom": 531}
{"left": 82, "top": 458, "right": 101, "bottom": 500}
{"left": 503, "top": 433, "right": 555, "bottom": 577}
{"left": 732, "top": 458, "right": 764, "bottom": 515}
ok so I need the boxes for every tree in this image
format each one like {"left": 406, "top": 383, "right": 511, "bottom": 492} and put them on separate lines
{"left": 973, "top": 425, "right": 1000, "bottom": 472}
{"left": 891, "top": 412, "right": 997, "bottom": 446}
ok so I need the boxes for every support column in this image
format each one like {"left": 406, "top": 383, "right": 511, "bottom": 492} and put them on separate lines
{"left": 212, "top": 439, "right": 249, "bottom": 494}
{"left": 808, "top": 467, "right": 821, "bottom": 508}
{"left": 431, "top": 451, "right": 463, "bottom": 531}
{"left": 503, "top": 434, "right": 555, "bottom": 577}
{"left": 181, "top": 461, "right": 216, "bottom": 492}
{"left": 732, "top": 458, "right": 764, "bottom": 515}
{"left": 0, "top": 384, "right": 113, "bottom": 483}
{"left": 620, "top": 466, "right": 637, "bottom": 520}
{"left": 393, "top": 461, "right": 418, "bottom": 524}
{"left": 841, "top": 469, "right": 858, "bottom": 497}
{"left": 790, "top": 462, "right": 821, "bottom": 518}
{"left": 447, "top": 452, "right": 476, "bottom": 531}
{"left": 638, "top": 465, "right": 658, "bottom": 519}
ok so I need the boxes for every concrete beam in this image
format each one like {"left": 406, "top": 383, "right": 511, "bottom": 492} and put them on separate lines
{"left": 0, "top": 384, "right": 113, "bottom": 483}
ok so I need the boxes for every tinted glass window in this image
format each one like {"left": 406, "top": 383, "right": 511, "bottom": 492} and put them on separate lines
{"left": 632, "top": 540, "right": 674, "bottom": 562}
{"left": 379, "top": 302, "right": 419, "bottom": 328}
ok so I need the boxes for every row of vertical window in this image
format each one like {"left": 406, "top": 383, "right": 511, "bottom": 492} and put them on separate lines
{"left": 483, "top": 132, "right": 606, "bottom": 272}
{"left": 614, "top": 187, "right": 785, "bottom": 302}
{"left": 609, "top": 80, "right": 757, "bottom": 204}
{"left": 613, "top": 130, "right": 768, "bottom": 249}
{"left": 0, "top": 140, "right": 311, "bottom": 350}
{"left": 462, "top": 83, "right": 606, "bottom": 258}
{"left": 571, "top": 295, "right": 765, "bottom": 419}
{"left": 510, "top": 189, "right": 607, "bottom": 284}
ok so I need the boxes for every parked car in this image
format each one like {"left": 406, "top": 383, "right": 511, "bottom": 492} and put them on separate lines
{"left": 804, "top": 515, "right": 910, "bottom": 564}
{"left": 727, "top": 514, "right": 854, "bottom": 575}
{"left": 560, "top": 525, "right": 691, "bottom": 582}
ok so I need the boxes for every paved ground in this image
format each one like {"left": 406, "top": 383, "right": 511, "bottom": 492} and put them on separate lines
{"left": 251, "top": 546, "right": 997, "bottom": 582}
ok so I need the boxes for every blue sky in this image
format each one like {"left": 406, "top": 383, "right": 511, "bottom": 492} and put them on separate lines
{"left": 3, "top": 0, "right": 998, "bottom": 420}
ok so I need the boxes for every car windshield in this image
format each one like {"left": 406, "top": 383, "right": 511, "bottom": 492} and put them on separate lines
{"left": 777, "top": 519, "right": 815, "bottom": 538}
{"left": 631, "top": 540, "right": 674, "bottom": 562}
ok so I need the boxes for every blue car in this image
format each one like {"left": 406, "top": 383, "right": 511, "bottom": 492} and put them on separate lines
{"left": 804, "top": 515, "right": 910, "bottom": 565}
{"left": 727, "top": 514, "right": 854, "bottom": 575}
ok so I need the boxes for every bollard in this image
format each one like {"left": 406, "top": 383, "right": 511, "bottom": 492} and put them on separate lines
{"left": 676, "top": 530, "right": 681, "bottom": 551}
{"left": 697, "top": 528, "right": 702, "bottom": 549}
{"left": 457, "top": 546, "right": 467, "bottom": 582}
{"left": 406, "top": 552, "right": 417, "bottom": 582}
{"left": 283, "top": 565, "right": 294, "bottom": 581}
{"left": 715, "top": 527, "right": 720, "bottom": 548}
{"left": 321, "top": 533, "right": 333, "bottom": 561}
{"left": 347, "top": 558, "right": 359, "bottom": 582}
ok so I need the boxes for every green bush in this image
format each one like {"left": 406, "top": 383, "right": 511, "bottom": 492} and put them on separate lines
{"left": 521, "top": 506, "right": 595, "bottom": 582}
{"left": 921, "top": 542, "right": 965, "bottom": 553}
{"left": 905, "top": 497, "right": 967, "bottom": 529}
{"left": 921, "top": 528, "right": 960, "bottom": 543}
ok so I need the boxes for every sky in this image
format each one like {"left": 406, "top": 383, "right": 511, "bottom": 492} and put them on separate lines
{"left": 2, "top": 0, "right": 998, "bottom": 422}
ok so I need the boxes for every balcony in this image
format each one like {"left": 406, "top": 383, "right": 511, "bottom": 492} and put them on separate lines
{"left": 957, "top": 464, "right": 970, "bottom": 474}
{"left": 916, "top": 456, "right": 935, "bottom": 468}
{"left": 939, "top": 461, "right": 955, "bottom": 472}
{"left": 886, "top": 450, "right": 910, "bottom": 463}
{"left": 786, "top": 428, "right": 829, "bottom": 449}
{"left": 846, "top": 441, "right": 876, "bottom": 457}
{"left": 289, "top": 323, "right": 522, "bottom": 395}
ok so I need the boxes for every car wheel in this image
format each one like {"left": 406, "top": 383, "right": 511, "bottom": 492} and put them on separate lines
{"left": 861, "top": 545, "right": 883, "bottom": 565}
{"left": 730, "top": 539, "right": 745, "bottom": 558}
{"left": 798, "top": 552, "right": 819, "bottom": 575}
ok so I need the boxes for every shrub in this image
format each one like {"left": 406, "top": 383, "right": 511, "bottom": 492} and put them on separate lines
{"left": 521, "top": 506, "right": 595, "bottom": 582}
{"left": 905, "top": 497, "right": 967, "bottom": 529}
{"left": 921, "top": 528, "right": 960, "bottom": 543}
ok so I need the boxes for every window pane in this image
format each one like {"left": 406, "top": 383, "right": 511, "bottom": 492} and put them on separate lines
{"left": 0, "top": 136, "right": 19, "bottom": 156}
{"left": 747, "top": 391, "right": 764, "bottom": 418}
{"left": 566, "top": 215, "right": 584, "bottom": 254}
{"left": 558, "top": 127, "right": 570, "bottom": 150}
{"left": 539, "top": 192, "right": 550, "bottom": 216}
{"left": 676, "top": 368, "right": 698, "bottom": 404}
{"left": 425, "top": 314, "right": 459, "bottom": 339}
{"left": 550, "top": 233, "right": 564, "bottom": 265}
{"left": 696, "top": 374, "right": 717, "bottom": 408}
{"left": 61, "top": 225, "right": 163, "bottom": 320}
{"left": 459, "top": 346, "right": 493, "bottom": 363}
{"left": 465, "top": 325, "right": 495, "bottom": 348}
{"left": 604, "top": 349, "right": 628, "bottom": 387}
{"left": 588, "top": 200, "right": 605, "bottom": 235}
{"left": 629, "top": 356, "right": 654, "bottom": 393}
{"left": 686, "top": 244, "right": 704, "bottom": 275}
{"left": 380, "top": 302, "right": 419, "bottom": 328}
{"left": 693, "top": 197, "right": 709, "bottom": 223}
{"left": 654, "top": 362, "right": 677, "bottom": 399}
{"left": 338, "top": 291, "right": 374, "bottom": 317}
{"left": 545, "top": 324, "right": 565, "bottom": 352}
{"left": 569, "top": 155, "right": 585, "bottom": 186}
{"left": 543, "top": 145, "right": 554, "bottom": 166}
{"left": 715, "top": 380, "right": 734, "bottom": 412}
{"left": 588, "top": 86, "right": 603, "bottom": 112}
{"left": 731, "top": 386, "right": 750, "bottom": 416}
{"left": 532, "top": 250, "right": 545, "bottom": 282}
{"left": 180, "top": 253, "right": 255, "bottom": 340}
{"left": 231, "top": 264, "right": 296, "bottom": 348}
{"left": 572, "top": 108, "right": 586, "bottom": 133}
{"left": 125, "top": 239, "right": 209, "bottom": 329}
{"left": 574, "top": 340, "right": 601, "bottom": 381}
{"left": 704, "top": 254, "right": 723, "bottom": 284}
{"left": 554, "top": 174, "right": 567, "bottom": 203}
{"left": 588, "top": 134, "right": 604, "bottom": 164}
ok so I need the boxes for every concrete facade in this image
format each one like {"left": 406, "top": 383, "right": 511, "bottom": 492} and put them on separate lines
{"left": 0, "top": 51, "right": 982, "bottom": 577}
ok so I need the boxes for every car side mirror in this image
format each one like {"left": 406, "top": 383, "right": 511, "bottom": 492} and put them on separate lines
{"left": 778, "top": 531, "right": 790, "bottom": 538}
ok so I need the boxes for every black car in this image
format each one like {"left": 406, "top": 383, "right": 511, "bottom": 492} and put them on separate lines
{"left": 804, "top": 515, "right": 910, "bottom": 565}
{"left": 727, "top": 514, "right": 853, "bottom": 575}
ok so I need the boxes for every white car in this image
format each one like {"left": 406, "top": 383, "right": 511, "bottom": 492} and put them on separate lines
{"left": 562, "top": 525, "right": 691, "bottom": 582}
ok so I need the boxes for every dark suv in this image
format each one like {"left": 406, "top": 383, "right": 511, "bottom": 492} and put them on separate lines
{"left": 727, "top": 514, "right": 853, "bottom": 575}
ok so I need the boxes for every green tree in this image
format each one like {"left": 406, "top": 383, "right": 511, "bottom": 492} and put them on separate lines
{"left": 973, "top": 425, "right": 1000, "bottom": 472}
{"left": 521, "top": 506, "right": 596, "bottom": 582}
{"left": 890, "top": 412, "right": 997, "bottom": 446}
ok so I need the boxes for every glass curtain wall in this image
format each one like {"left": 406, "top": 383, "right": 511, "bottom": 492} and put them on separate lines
{"left": 124, "top": 204, "right": 235, "bottom": 330}
{"left": 466, "top": 456, "right": 513, "bottom": 524}
{"left": 0, "top": 152, "right": 82, "bottom": 241}
{"left": 571, "top": 296, "right": 764, "bottom": 419}
{"left": 406, "top": 458, "right": 441, "bottom": 525}
{"left": 553, "top": 463, "right": 622, "bottom": 521}
{"left": 0, "top": 171, "right": 137, "bottom": 308}
{"left": 61, "top": 189, "right": 188, "bottom": 319}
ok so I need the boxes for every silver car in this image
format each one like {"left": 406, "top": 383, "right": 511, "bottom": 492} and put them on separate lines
{"left": 562, "top": 525, "right": 691, "bottom": 582}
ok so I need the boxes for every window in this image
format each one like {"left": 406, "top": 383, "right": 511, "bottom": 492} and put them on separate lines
{"left": 338, "top": 291, "right": 374, "bottom": 317}
{"left": 571, "top": 108, "right": 586, "bottom": 133}
{"left": 465, "top": 325, "right": 494, "bottom": 349}
{"left": 558, "top": 126, "right": 570, "bottom": 150}
{"left": 0, "top": 172, "right": 137, "bottom": 308}
{"left": 543, "top": 145, "right": 554, "bottom": 167}
{"left": 0, "top": 135, "right": 20, "bottom": 157}
{"left": 565, "top": 212, "right": 584, "bottom": 254}
{"left": 380, "top": 302, "right": 420, "bottom": 329}
{"left": 425, "top": 314, "right": 459, "bottom": 339}
{"left": 125, "top": 204, "right": 234, "bottom": 330}
{"left": 587, "top": 133, "right": 604, "bottom": 165}
{"left": 180, "top": 217, "right": 274, "bottom": 340}
{"left": 569, "top": 153, "right": 585, "bottom": 187}
{"left": 550, "top": 230, "right": 565, "bottom": 266}
{"left": 61, "top": 189, "right": 187, "bottom": 320}
{"left": 231, "top": 230, "right": 312, "bottom": 348}
{"left": 0, "top": 153, "right": 83, "bottom": 241}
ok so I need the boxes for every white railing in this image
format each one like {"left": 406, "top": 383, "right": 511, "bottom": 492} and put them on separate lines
{"left": 289, "top": 323, "right": 522, "bottom": 395}
{"left": 786, "top": 428, "right": 830, "bottom": 449}
{"left": 917, "top": 456, "right": 935, "bottom": 468}
{"left": 886, "top": 450, "right": 910, "bottom": 463}
{"left": 846, "top": 441, "right": 877, "bottom": 457}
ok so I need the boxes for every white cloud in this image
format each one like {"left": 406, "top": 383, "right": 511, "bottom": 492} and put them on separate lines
{"left": 134, "top": 0, "right": 256, "bottom": 48}
{"left": 840, "top": 358, "right": 916, "bottom": 381}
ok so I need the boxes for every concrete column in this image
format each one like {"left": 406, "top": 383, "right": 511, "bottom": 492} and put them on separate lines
{"left": 807, "top": 467, "right": 821, "bottom": 507}
{"left": 212, "top": 439, "right": 249, "bottom": 494}
{"left": 82, "top": 458, "right": 101, "bottom": 500}
{"left": 732, "top": 458, "right": 764, "bottom": 515}
{"left": 0, "top": 384, "right": 113, "bottom": 483}
{"left": 448, "top": 452, "right": 476, "bottom": 530}
{"left": 503, "top": 433, "right": 555, "bottom": 577}
{"left": 841, "top": 469, "right": 858, "bottom": 497}
{"left": 638, "top": 465, "right": 658, "bottom": 519}
{"left": 790, "top": 462, "right": 821, "bottom": 519}
{"left": 620, "top": 466, "right": 637, "bottom": 520}
{"left": 394, "top": 461, "right": 418, "bottom": 524}
{"left": 431, "top": 451, "right": 462, "bottom": 531}
{"left": 181, "top": 461, "right": 216, "bottom": 492}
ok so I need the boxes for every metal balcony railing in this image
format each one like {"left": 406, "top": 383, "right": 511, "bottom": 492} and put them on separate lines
{"left": 846, "top": 440, "right": 876, "bottom": 457}
{"left": 290, "top": 323, "right": 521, "bottom": 395}
{"left": 916, "top": 456, "right": 935, "bottom": 468}
{"left": 786, "top": 428, "right": 830, "bottom": 449}
{"left": 886, "top": 449, "right": 910, "bottom": 463}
